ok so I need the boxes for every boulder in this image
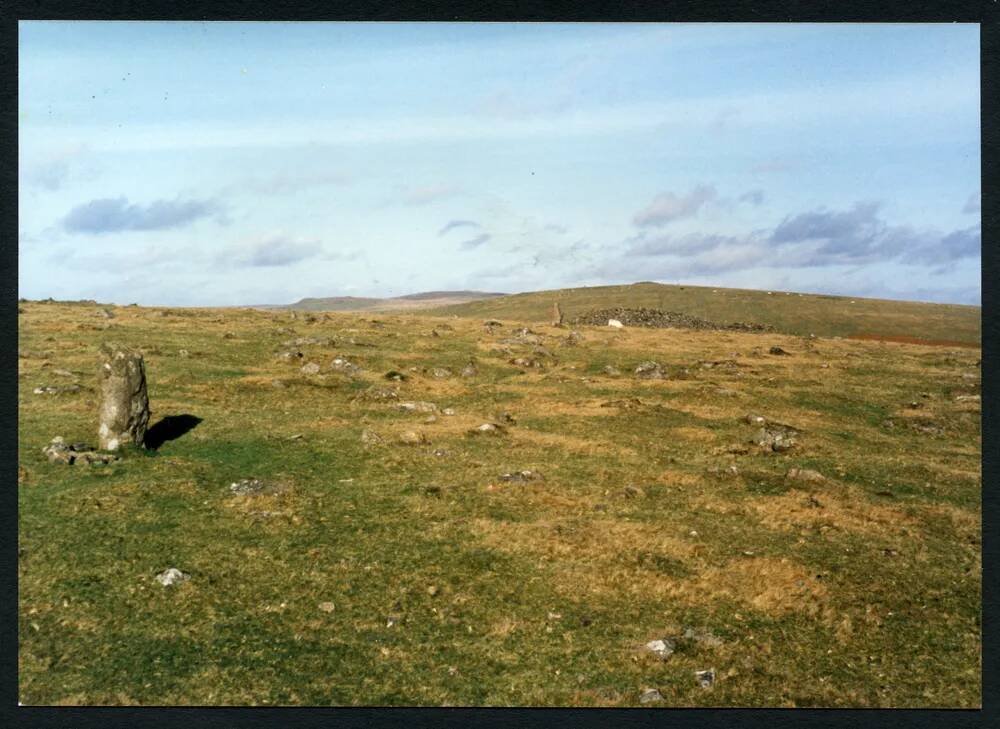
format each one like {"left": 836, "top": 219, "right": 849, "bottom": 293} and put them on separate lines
{"left": 97, "top": 342, "right": 150, "bottom": 451}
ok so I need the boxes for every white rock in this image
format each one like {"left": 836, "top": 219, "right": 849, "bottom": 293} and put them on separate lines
{"left": 607, "top": 319, "right": 624, "bottom": 329}
{"left": 645, "top": 638, "right": 675, "bottom": 659}
{"left": 155, "top": 568, "right": 190, "bottom": 587}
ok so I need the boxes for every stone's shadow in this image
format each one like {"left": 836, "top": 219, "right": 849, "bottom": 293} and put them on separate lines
{"left": 144, "top": 414, "right": 202, "bottom": 450}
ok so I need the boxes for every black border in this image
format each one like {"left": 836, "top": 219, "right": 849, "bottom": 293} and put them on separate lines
{"left": 2, "top": 2, "right": 995, "bottom": 728}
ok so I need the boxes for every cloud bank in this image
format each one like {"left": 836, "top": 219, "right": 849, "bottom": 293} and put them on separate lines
{"left": 63, "top": 196, "right": 220, "bottom": 234}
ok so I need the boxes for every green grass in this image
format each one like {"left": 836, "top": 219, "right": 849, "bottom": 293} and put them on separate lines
{"left": 17, "top": 299, "right": 981, "bottom": 707}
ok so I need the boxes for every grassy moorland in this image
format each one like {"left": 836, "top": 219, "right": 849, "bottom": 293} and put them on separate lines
{"left": 426, "top": 282, "right": 982, "bottom": 345}
{"left": 17, "top": 298, "right": 981, "bottom": 706}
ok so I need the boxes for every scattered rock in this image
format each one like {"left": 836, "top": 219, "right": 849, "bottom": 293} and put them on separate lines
{"left": 768, "top": 346, "right": 790, "bottom": 355}
{"left": 430, "top": 367, "right": 453, "bottom": 379}
{"left": 469, "top": 423, "right": 507, "bottom": 436}
{"left": 300, "top": 362, "right": 321, "bottom": 375}
{"left": 222, "top": 331, "right": 237, "bottom": 339}
{"left": 97, "top": 342, "right": 150, "bottom": 451}
{"left": 499, "top": 470, "right": 544, "bottom": 483}
{"left": 33, "top": 384, "right": 83, "bottom": 395}
{"left": 42, "top": 437, "right": 119, "bottom": 465}
{"left": 398, "top": 430, "right": 428, "bottom": 445}
{"left": 695, "top": 669, "right": 715, "bottom": 689}
{"left": 328, "top": 357, "right": 361, "bottom": 375}
{"left": 602, "top": 365, "right": 622, "bottom": 376}
{"left": 509, "top": 357, "right": 542, "bottom": 368}
{"left": 229, "top": 478, "right": 280, "bottom": 496}
{"left": 639, "top": 688, "right": 664, "bottom": 704}
{"left": 634, "top": 361, "right": 665, "bottom": 380}
{"left": 384, "top": 370, "right": 407, "bottom": 381}
{"left": 155, "top": 568, "right": 190, "bottom": 587}
{"left": 744, "top": 413, "right": 767, "bottom": 425}
{"left": 752, "top": 425, "right": 799, "bottom": 452}
{"left": 573, "top": 307, "right": 773, "bottom": 332}
{"left": 178, "top": 349, "right": 191, "bottom": 358}
{"left": 645, "top": 638, "right": 675, "bottom": 660}
{"left": 564, "top": 330, "right": 584, "bottom": 346}
{"left": 275, "top": 350, "right": 304, "bottom": 362}
{"left": 461, "top": 360, "right": 478, "bottom": 377}
{"left": 397, "top": 401, "right": 438, "bottom": 413}
{"left": 496, "top": 411, "right": 517, "bottom": 425}
{"left": 786, "top": 468, "right": 825, "bottom": 483}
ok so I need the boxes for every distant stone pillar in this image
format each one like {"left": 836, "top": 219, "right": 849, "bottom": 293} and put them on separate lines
{"left": 97, "top": 342, "right": 150, "bottom": 450}
{"left": 552, "top": 302, "right": 564, "bottom": 327}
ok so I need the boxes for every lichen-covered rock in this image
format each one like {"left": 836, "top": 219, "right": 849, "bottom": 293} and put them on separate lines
{"left": 97, "top": 342, "right": 150, "bottom": 451}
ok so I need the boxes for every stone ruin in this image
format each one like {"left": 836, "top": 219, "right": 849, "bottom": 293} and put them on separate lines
{"left": 97, "top": 342, "right": 150, "bottom": 450}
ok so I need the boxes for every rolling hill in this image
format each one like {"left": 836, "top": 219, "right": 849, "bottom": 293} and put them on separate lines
{"left": 424, "top": 282, "right": 981, "bottom": 345}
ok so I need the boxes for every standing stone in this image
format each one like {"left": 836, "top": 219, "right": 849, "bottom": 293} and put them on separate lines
{"left": 551, "top": 301, "right": 564, "bottom": 327}
{"left": 97, "top": 342, "right": 150, "bottom": 450}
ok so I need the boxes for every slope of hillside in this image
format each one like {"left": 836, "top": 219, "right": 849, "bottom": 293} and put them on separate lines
{"left": 263, "top": 291, "right": 507, "bottom": 313}
{"left": 425, "top": 282, "right": 981, "bottom": 345}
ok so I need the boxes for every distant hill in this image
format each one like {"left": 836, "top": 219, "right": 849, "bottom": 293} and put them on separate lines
{"left": 423, "top": 282, "right": 981, "bottom": 345}
{"left": 255, "top": 290, "right": 506, "bottom": 313}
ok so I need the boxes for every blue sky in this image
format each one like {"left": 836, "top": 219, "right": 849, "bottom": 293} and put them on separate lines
{"left": 18, "top": 22, "right": 981, "bottom": 305}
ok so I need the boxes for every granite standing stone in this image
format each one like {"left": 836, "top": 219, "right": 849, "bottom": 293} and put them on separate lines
{"left": 97, "top": 342, "right": 150, "bottom": 450}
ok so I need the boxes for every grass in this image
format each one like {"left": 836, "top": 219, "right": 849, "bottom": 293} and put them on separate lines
{"left": 17, "top": 298, "right": 981, "bottom": 707}
{"left": 424, "top": 281, "right": 982, "bottom": 345}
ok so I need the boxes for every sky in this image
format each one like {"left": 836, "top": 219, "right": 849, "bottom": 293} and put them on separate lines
{"left": 18, "top": 22, "right": 981, "bottom": 306}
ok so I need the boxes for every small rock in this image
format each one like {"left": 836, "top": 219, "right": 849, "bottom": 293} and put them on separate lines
{"left": 608, "top": 319, "right": 625, "bottom": 329}
{"left": 602, "top": 365, "right": 621, "bottom": 376}
{"left": 639, "top": 688, "right": 663, "bottom": 704}
{"left": 499, "top": 470, "right": 544, "bottom": 483}
{"left": 744, "top": 413, "right": 767, "bottom": 425}
{"left": 318, "top": 602, "right": 336, "bottom": 613}
{"left": 645, "top": 638, "right": 675, "bottom": 660}
{"left": 753, "top": 425, "right": 799, "bottom": 452}
{"left": 496, "top": 411, "right": 517, "bottom": 425}
{"left": 634, "top": 361, "right": 665, "bottom": 380}
{"left": 786, "top": 468, "right": 825, "bottom": 483}
{"left": 229, "top": 478, "right": 278, "bottom": 496}
{"left": 155, "top": 568, "right": 190, "bottom": 587}
{"left": 768, "top": 346, "right": 790, "bottom": 356}
{"left": 398, "top": 431, "right": 428, "bottom": 445}
{"left": 427, "top": 585, "right": 439, "bottom": 597}
{"left": 695, "top": 669, "right": 715, "bottom": 689}
{"left": 461, "top": 361, "right": 478, "bottom": 377}
{"left": 442, "top": 408, "right": 456, "bottom": 416}
{"left": 432, "top": 449, "right": 450, "bottom": 457}
{"left": 52, "top": 368, "right": 76, "bottom": 377}
{"left": 328, "top": 357, "right": 361, "bottom": 375}
{"left": 622, "top": 485, "right": 645, "bottom": 499}
{"left": 354, "top": 386, "right": 398, "bottom": 402}
{"left": 178, "top": 349, "right": 190, "bottom": 358}
{"left": 300, "top": 362, "right": 321, "bottom": 375}
{"left": 469, "top": 423, "right": 506, "bottom": 436}
{"left": 222, "top": 332, "right": 236, "bottom": 339}
{"left": 33, "top": 384, "right": 83, "bottom": 395}
{"left": 275, "top": 350, "right": 303, "bottom": 362}
{"left": 397, "top": 401, "right": 438, "bottom": 413}
{"left": 430, "top": 367, "right": 453, "bottom": 379}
